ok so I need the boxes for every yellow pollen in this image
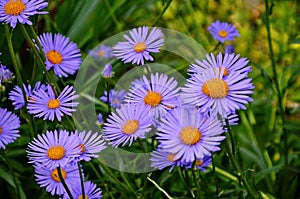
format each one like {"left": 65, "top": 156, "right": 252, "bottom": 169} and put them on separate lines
{"left": 218, "top": 30, "right": 228, "bottom": 38}
{"left": 180, "top": 126, "right": 201, "bottom": 145}
{"left": 122, "top": 120, "right": 139, "bottom": 135}
{"left": 47, "top": 99, "right": 60, "bottom": 109}
{"left": 47, "top": 146, "right": 66, "bottom": 160}
{"left": 202, "top": 78, "right": 229, "bottom": 98}
{"left": 4, "top": 0, "right": 26, "bottom": 16}
{"left": 0, "top": 126, "right": 2, "bottom": 134}
{"left": 78, "top": 195, "right": 89, "bottom": 199}
{"left": 144, "top": 91, "right": 162, "bottom": 107}
{"left": 77, "top": 144, "right": 85, "bottom": 153}
{"left": 98, "top": 50, "right": 105, "bottom": 57}
{"left": 51, "top": 168, "right": 67, "bottom": 182}
{"left": 195, "top": 160, "right": 203, "bottom": 166}
{"left": 46, "top": 50, "right": 63, "bottom": 64}
{"left": 134, "top": 42, "right": 147, "bottom": 53}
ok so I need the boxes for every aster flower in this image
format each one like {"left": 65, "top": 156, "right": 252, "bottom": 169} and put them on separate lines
{"left": 72, "top": 130, "right": 106, "bottom": 162}
{"left": 27, "top": 129, "right": 81, "bottom": 169}
{"left": 0, "top": 64, "right": 13, "bottom": 84}
{"left": 150, "top": 148, "right": 185, "bottom": 172}
{"left": 100, "top": 89, "right": 126, "bottom": 109}
{"left": 96, "top": 113, "right": 103, "bottom": 126}
{"left": 102, "top": 63, "right": 113, "bottom": 78}
{"left": 38, "top": 32, "right": 81, "bottom": 77}
{"left": 208, "top": 20, "right": 239, "bottom": 43}
{"left": 63, "top": 181, "right": 102, "bottom": 199}
{"left": 125, "top": 73, "right": 180, "bottom": 120}
{"left": 103, "top": 104, "right": 152, "bottom": 147}
{"left": 188, "top": 53, "right": 251, "bottom": 77}
{"left": 34, "top": 163, "right": 81, "bottom": 196}
{"left": 89, "top": 44, "right": 113, "bottom": 59}
{"left": 0, "top": 0, "right": 48, "bottom": 28}
{"left": 9, "top": 81, "right": 46, "bottom": 110}
{"left": 113, "top": 26, "right": 164, "bottom": 65}
{"left": 182, "top": 67, "right": 254, "bottom": 117}
{"left": 184, "top": 155, "right": 212, "bottom": 172}
{"left": 0, "top": 108, "right": 20, "bottom": 149}
{"left": 27, "top": 84, "right": 79, "bottom": 121}
{"left": 156, "top": 107, "right": 225, "bottom": 163}
{"left": 225, "top": 45, "right": 235, "bottom": 54}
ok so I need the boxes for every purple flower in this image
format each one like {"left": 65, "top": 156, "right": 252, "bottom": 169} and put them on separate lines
{"left": 156, "top": 107, "right": 225, "bottom": 163}
{"left": 34, "top": 163, "right": 81, "bottom": 196}
{"left": 38, "top": 33, "right": 82, "bottom": 77}
{"left": 63, "top": 181, "right": 102, "bottom": 199}
{"left": 113, "top": 26, "right": 164, "bottom": 65}
{"left": 27, "top": 85, "right": 79, "bottom": 121}
{"left": 100, "top": 89, "right": 126, "bottom": 109}
{"left": 0, "top": 108, "right": 20, "bottom": 149}
{"left": 182, "top": 66, "right": 254, "bottom": 117}
{"left": 96, "top": 113, "right": 103, "bottom": 126}
{"left": 0, "top": 0, "right": 48, "bottom": 28}
{"left": 89, "top": 44, "right": 113, "bottom": 59}
{"left": 72, "top": 130, "right": 106, "bottom": 162}
{"left": 208, "top": 20, "right": 240, "bottom": 43}
{"left": 27, "top": 130, "right": 81, "bottom": 169}
{"left": 184, "top": 155, "right": 212, "bottom": 172}
{"left": 225, "top": 45, "right": 235, "bottom": 54}
{"left": 102, "top": 63, "right": 113, "bottom": 78}
{"left": 9, "top": 81, "right": 46, "bottom": 110}
{"left": 103, "top": 104, "right": 152, "bottom": 147}
{"left": 0, "top": 64, "right": 13, "bottom": 84}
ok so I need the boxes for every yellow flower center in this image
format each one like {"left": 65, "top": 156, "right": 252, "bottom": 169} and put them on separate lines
{"left": 195, "top": 160, "right": 203, "bottom": 166}
{"left": 46, "top": 50, "right": 63, "bottom": 64}
{"left": 218, "top": 30, "right": 228, "bottom": 38}
{"left": 122, "top": 120, "right": 139, "bottom": 135}
{"left": 167, "top": 153, "right": 178, "bottom": 162}
{"left": 78, "top": 195, "right": 89, "bottom": 199}
{"left": 0, "top": 126, "right": 2, "bottom": 134}
{"left": 144, "top": 91, "right": 162, "bottom": 107}
{"left": 202, "top": 78, "right": 229, "bottom": 98}
{"left": 180, "top": 126, "right": 201, "bottom": 145}
{"left": 215, "top": 67, "right": 229, "bottom": 76}
{"left": 51, "top": 168, "right": 67, "bottom": 182}
{"left": 47, "top": 99, "right": 60, "bottom": 109}
{"left": 112, "top": 99, "right": 119, "bottom": 105}
{"left": 47, "top": 146, "right": 66, "bottom": 160}
{"left": 77, "top": 143, "right": 85, "bottom": 153}
{"left": 4, "top": 0, "right": 26, "bottom": 16}
{"left": 98, "top": 50, "right": 105, "bottom": 57}
{"left": 134, "top": 42, "right": 147, "bottom": 53}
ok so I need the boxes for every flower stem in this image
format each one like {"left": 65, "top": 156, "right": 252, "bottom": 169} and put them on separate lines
{"left": 152, "top": 0, "right": 173, "bottom": 26}
{"left": 264, "top": 0, "right": 288, "bottom": 165}
{"left": 211, "top": 155, "right": 220, "bottom": 196}
{"left": 57, "top": 166, "right": 73, "bottom": 199}
{"left": 77, "top": 162, "right": 85, "bottom": 199}
{"left": 191, "top": 166, "right": 202, "bottom": 199}
{"left": 225, "top": 118, "right": 235, "bottom": 157}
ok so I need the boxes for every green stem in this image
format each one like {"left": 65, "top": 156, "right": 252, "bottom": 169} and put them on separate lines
{"left": 225, "top": 119, "right": 235, "bottom": 157}
{"left": 264, "top": 0, "right": 287, "bottom": 165}
{"left": 191, "top": 166, "right": 202, "bottom": 199}
{"left": 224, "top": 136, "right": 259, "bottom": 198}
{"left": 5, "top": 25, "right": 23, "bottom": 87}
{"left": 103, "top": 0, "right": 122, "bottom": 31}
{"left": 211, "top": 155, "right": 220, "bottom": 196}
{"left": 20, "top": 24, "right": 60, "bottom": 93}
{"left": 77, "top": 162, "right": 85, "bottom": 199}
{"left": 57, "top": 166, "right": 73, "bottom": 199}
{"left": 152, "top": 0, "right": 173, "bottom": 26}
{"left": 138, "top": 139, "right": 148, "bottom": 199}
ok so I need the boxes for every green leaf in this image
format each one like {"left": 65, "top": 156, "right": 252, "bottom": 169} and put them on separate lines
{"left": 255, "top": 164, "right": 284, "bottom": 183}
{"left": 0, "top": 166, "right": 16, "bottom": 188}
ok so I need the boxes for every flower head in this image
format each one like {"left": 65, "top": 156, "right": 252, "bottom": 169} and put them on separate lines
{"left": 0, "top": 64, "right": 13, "bottom": 84}
{"left": 102, "top": 63, "right": 113, "bottom": 78}
{"left": 125, "top": 73, "right": 180, "bottom": 120}
{"left": 113, "top": 26, "right": 164, "bottom": 65}
{"left": 27, "top": 130, "right": 81, "bottom": 169}
{"left": 38, "top": 33, "right": 81, "bottom": 77}
{"left": 27, "top": 85, "right": 79, "bottom": 121}
{"left": 156, "top": 107, "right": 225, "bottom": 163}
{"left": 89, "top": 44, "right": 113, "bottom": 59}
{"left": 100, "top": 89, "right": 126, "bottom": 109}
{"left": 184, "top": 155, "right": 212, "bottom": 172}
{"left": 182, "top": 66, "right": 254, "bottom": 117}
{"left": 208, "top": 20, "right": 240, "bottom": 43}
{"left": 150, "top": 148, "right": 185, "bottom": 172}
{"left": 34, "top": 163, "right": 81, "bottom": 196}
{"left": 72, "top": 130, "right": 106, "bottom": 162}
{"left": 96, "top": 113, "right": 103, "bottom": 126}
{"left": 0, "top": 108, "right": 20, "bottom": 149}
{"left": 0, "top": 0, "right": 48, "bottom": 28}
{"left": 103, "top": 104, "right": 152, "bottom": 147}
{"left": 9, "top": 81, "right": 46, "bottom": 110}
{"left": 63, "top": 181, "right": 102, "bottom": 199}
